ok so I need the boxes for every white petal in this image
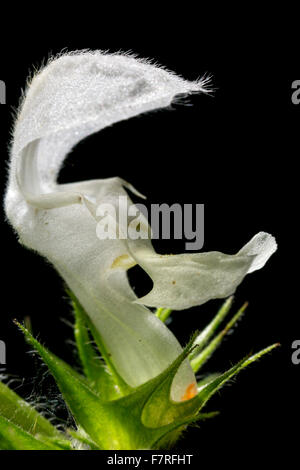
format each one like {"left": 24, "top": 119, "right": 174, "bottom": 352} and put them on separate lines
{"left": 133, "top": 232, "right": 277, "bottom": 310}
{"left": 238, "top": 231, "right": 277, "bottom": 273}
{"left": 5, "top": 51, "right": 205, "bottom": 400}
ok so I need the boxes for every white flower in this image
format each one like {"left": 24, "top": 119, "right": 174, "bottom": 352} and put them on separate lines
{"left": 5, "top": 51, "right": 277, "bottom": 401}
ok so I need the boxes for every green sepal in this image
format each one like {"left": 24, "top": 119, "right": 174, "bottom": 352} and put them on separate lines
{"left": 15, "top": 324, "right": 204, "bottom": 449}
{"left": 16, "top": 323, "right": 199, "bottom": 449}
{"left": 197, "top": 411, "right": 220, "bottom": 420}
{"left": 142, "top": 343, "right": 279, "bottom": 429}
{"left": 194, "top": 343, "right": 280, "bottom": 409}
{"left": 69, "top": 292, "right": 132, "bottom": 398}
{"left": 69, "top": 291, "right": 121, "bottom": 400}
{"left": 197, "top": 373, "right": 221, "bottom": 389}
{"left": 191, "top": 301, "right": 248, "bottom": 373}
{"left": 189, "top": 296, "right": 234, "bottom": 359}
{"left": 146, "top": 343, "right": 279, "bottom": 449}
{"left": 16, "top": 322, "right": 120, "bottom": 448}
{"left": 15, "top": 322, "right": 279, "bottom": 450}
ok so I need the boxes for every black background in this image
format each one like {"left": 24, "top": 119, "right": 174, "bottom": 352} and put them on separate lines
{"left": 0, "top": 11, "right": 298, "bottom": 464}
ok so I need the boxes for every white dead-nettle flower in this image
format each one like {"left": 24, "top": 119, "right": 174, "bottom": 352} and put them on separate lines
{"left": 5, "top": 51, "right": 277, "bottom": 402}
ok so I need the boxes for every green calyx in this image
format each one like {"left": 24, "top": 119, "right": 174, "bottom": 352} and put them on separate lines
{"left": 0, "top": 296, "right": 279, "bottom": 450}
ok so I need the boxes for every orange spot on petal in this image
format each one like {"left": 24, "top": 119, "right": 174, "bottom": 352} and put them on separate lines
{"left": 181, "top": 383, "right": 197, "bottom": 402}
